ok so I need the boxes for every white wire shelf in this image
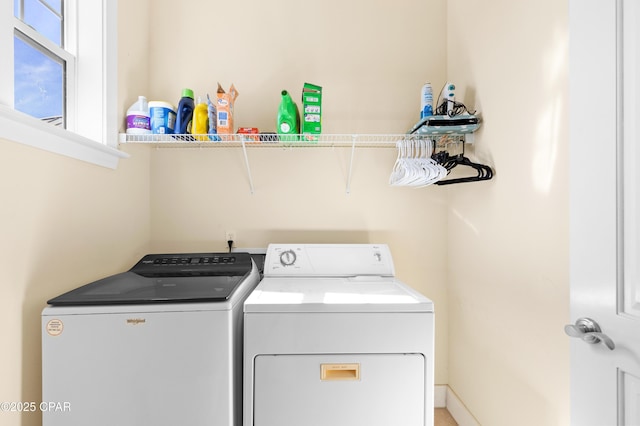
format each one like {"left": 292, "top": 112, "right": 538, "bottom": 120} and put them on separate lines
{"left": 118, "top": 133, "right": 469, "bottom": 148}
{"left": 118, "top": 132, "right": 473, "bottom": 194}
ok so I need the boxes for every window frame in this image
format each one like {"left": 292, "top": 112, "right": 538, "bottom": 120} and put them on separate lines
{"left": 0, "top": 0, "right": 127, "bottom": 169}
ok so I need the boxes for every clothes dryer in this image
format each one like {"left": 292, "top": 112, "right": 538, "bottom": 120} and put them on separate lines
{"left": 42, "top": 252, "right": 259, "bottom": 426}
{"left": 243, "top": 244, "right": 434, "bottom": 426}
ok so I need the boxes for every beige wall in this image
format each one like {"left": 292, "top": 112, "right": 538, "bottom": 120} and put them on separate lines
{"left": 446, "top": 0, "right": 570, "bottom": 424}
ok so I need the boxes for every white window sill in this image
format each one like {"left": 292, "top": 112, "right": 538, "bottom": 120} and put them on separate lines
{"left": 0, "top": 105, "right": 128, "bottom": 169}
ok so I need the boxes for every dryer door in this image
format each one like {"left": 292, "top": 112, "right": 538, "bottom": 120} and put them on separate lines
{"left": 253, "top": 353, "right": 425, "bottom": 426}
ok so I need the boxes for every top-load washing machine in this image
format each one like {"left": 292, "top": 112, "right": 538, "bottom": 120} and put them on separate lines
{"left": 42, "top": 252, "right": 260, "bottom": 426}
{"left": 243, "top": 244, "right": 435, "bottom": 426}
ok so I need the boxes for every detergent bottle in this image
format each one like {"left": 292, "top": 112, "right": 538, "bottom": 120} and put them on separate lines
{"left": 126, "top": 95, "right": 151, "bottom": 135}
{"left": 192, "top": 96, "right": 209, "bottom": 140}
{"left": 175, "top": 88, "right": 195, "bottom": 134}
{"left": 277, "top": 90, "right": 299, "bottom": 141}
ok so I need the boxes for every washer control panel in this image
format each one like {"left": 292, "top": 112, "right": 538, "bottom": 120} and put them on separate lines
{"left": 131, "top": 252, "right": 250, "bottom": 277}
{"left": 264, "top": 244, "right": 395, "bottom": 277}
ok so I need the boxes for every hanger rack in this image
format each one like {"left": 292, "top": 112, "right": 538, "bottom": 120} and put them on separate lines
{"left": 407, "top": 113, "right": 494, "bottom": 186}
{"left": 431, "top": 137, "right": 493, "bottom": 185}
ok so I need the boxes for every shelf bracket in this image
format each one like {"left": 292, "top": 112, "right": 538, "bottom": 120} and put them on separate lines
{"left": 345, "top": 135, "right": 357, "bottom": 194}
{"left": 346, "top": 135, "right": 358, "bottom": 194}
{"left": 240, "top": 140, "right": 255, "bottom": 194}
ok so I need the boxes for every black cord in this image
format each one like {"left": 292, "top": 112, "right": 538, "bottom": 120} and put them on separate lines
{"left": 227, "top": 240, "right": 233, "bottom": 253}
{"left": 434, "top": 82, "right": 477, "bottom": 117}
{"left": 435, "top": 99, "right": 476, "bottom": 117}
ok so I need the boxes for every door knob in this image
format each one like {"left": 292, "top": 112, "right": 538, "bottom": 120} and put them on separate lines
{"left": 564, "top": 317, "right": 615, "bottom": 350}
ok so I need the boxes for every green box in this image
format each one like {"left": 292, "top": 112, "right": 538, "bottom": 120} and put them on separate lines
{"left": 301, "top": 83, "right": 322, "bottom": 141}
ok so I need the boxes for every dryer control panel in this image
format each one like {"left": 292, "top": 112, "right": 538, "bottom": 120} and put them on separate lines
{"left": 264, "top": 244, "right": 395, "bottom": 277}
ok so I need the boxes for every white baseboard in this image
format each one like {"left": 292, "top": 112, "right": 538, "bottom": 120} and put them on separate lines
{"left": 434, "top": 385, "right": 447, "bottom": 408}
{"left": 445, "top": 386, "right": 480, "bottom": 426}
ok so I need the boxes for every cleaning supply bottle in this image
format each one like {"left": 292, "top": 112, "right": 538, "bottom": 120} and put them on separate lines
{"left": 277, "top": 90, "right": 299, "bottom": 141}
{"left": 420, "top": 83, "right": 433, "bottom": 119}
{"left": 126, "top": 95, "right": 151, "bottom": 135}
{"left": 207, "top": 94, "right": 220, "bottom": 141}
{"left": 149, "top": 101, "right": 176, "bottom": 134}
{"left": 192, "top": 96, "right": 209, "bottom": 140}
{"left": 175, "top": 88, "right": 195, "bottom": 134}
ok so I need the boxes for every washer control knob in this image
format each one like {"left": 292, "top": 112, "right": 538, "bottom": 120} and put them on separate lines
{"left": 280, "top": 250, "right": 297, "bottom": 267}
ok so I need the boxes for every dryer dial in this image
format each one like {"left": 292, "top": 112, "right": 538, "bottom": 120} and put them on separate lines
{"left": 279, "top": 250, "right": 297, "bottom": 267}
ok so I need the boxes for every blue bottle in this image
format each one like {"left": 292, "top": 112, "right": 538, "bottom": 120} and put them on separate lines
{"left": 175, "top": 88, "right": 195, "bottom": 135}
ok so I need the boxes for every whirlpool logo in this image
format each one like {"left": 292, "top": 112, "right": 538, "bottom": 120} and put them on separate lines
{"left": 126, "top": 318, "right": 146, "bottom": 325}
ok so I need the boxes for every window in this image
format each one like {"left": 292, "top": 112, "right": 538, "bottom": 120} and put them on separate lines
{"left": 0, "top": 0, "right": 126, "bottom": 169}
{"left": 13, "top": 0, "right": 69, "bottom": 126}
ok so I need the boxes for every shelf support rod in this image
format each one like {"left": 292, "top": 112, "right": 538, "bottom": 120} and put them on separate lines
{"left": 241, "top": 140, "right": 255, "bottom": 194}
{"left": 346, "top": 134, "right": 357, "bottom": 194}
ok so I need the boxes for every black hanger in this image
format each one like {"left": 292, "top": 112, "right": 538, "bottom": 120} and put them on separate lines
{"left": 431, "top": 149, "right": 493, "bottom": 185}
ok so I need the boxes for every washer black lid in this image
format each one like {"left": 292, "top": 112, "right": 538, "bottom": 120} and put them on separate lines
{"left": 47, "top": 252, "right": 253, "bottom": 306}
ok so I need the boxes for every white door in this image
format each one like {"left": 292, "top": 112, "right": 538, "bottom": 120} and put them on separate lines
{"left": 569, "top": 0, "right": 640, "bottom": 424}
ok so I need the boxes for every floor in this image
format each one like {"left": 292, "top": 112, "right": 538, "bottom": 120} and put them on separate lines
{"left": 435, "top": 408, "right": 458, "bottom": 426}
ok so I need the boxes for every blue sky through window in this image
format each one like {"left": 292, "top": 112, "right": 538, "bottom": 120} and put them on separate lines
{"left": 13, "top": 0, "right": 65, "bottom": 122}
{"left": 24, "top": 0, "right": 62, "bottom": 46}
{"left": 14, "top": 35, "right": 64, "bottom": 120}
